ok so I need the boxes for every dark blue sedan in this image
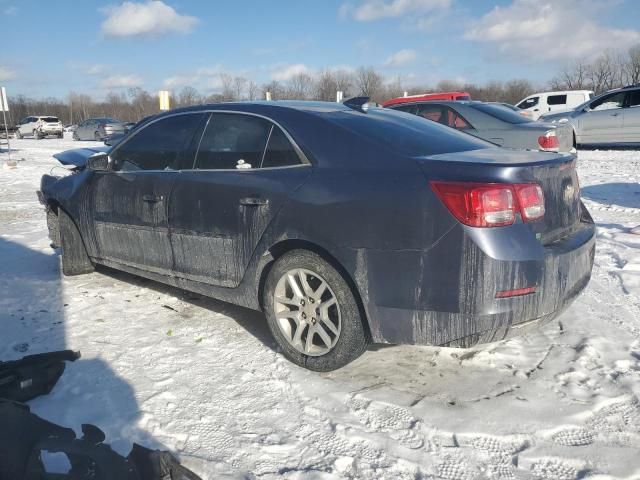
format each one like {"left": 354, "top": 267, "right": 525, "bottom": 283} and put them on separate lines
{"left": 39, "top": 100, "right": 596, "bottom": 371}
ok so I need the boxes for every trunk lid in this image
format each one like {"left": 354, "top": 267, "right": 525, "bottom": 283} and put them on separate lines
{"left": 417, "top": 148, "right": 582, "bottom": 244}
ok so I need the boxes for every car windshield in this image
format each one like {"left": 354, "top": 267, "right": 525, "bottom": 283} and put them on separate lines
{"left": 469, "top": 103, "right": 532, "bottom": 124}
{"left": 328, "top": 108, "right": 491, "bottom": 156}
{"left": 41, "top": 117, "right": 59, "bottom": 123}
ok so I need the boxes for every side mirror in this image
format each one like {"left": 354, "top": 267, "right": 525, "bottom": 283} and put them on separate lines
{"left": 87, "top": 153, "right": 112, "bottom": 172}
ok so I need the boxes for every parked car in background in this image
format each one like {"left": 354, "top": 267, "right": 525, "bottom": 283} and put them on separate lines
{"left": 15, "top": 116, "right": 63, "bottom": 139}
{"left": 383, "top": 91, "right": 471, "bottom": 108}
{"left": 38, "top": 100, "right": 595, "bottom": 371}
{"left": 64, "top": 124, "right": 78, "bottom": 133}
{"left": 516, "top": 90, "right": 594, "bottom": 120}
{"left": 388, "top": 100, "right": 574, "bottom": 153}
{"left": 495, "top": 102, "right": 534, "bottom": 119}
{"left": 0, "top": 123, "right": 17, "bottom": 138}
{"left": 73, "top": 118, "right": 126, "bottom": 141}
{"left": 541, "top": 84, "right": 640, "bottom": 147}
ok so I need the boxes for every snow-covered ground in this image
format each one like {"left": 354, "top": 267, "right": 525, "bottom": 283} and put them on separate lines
{"left": 1, "top": 137, "right": 639, "bottom": 479}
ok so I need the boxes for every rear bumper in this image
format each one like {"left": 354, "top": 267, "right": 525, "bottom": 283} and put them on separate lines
{"left": 360, "top": 209, "right": 596, "bottom": 346}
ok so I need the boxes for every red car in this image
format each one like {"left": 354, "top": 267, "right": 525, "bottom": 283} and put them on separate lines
{"left": 383, "top": 91, "right": 471, "bottom": 108}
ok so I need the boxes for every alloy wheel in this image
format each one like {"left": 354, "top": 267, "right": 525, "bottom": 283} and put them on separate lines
{"left": 273, "top": 268, "right": 341, "bottom": 356}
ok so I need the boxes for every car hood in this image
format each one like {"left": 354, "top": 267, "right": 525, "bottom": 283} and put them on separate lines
{"left": 53, "top": 146, "right": 110, "bottom": 168}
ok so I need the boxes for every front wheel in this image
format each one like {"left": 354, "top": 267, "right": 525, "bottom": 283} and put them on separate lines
{"left": 94, "top": 131, "right": 101, "bottom": 141}
{"left": 263, "top": 249, "right": 367, "bottom": 371}
{"left": 15, "top": 129, "right": 22, "bottom": 139}
{"left": 72, "top": 131, "right": 79, "bottom": 141}
{"left": 33, "top": 129, "right": 41, "bottom": 140}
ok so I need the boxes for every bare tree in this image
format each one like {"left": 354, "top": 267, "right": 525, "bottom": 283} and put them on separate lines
{"left": 177, "top": 86, "right": 202, "bottom": 106}
{"left": 247, "top": 81, "right": 259, "bottom": 101}
{"left": 355, "top": 67, "right": 384, "bottom": 100}
{"left": 233, "top": 76, "right": 248, "bottom": 100}
{"left": 626, "top": 44, "right": 640, "bottom": 85}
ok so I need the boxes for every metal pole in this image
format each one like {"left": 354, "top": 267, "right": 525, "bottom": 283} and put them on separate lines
{"left": 1, "top": 107, "right": 10, "bottom": 162}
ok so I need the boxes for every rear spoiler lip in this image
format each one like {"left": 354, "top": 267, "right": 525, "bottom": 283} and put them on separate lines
{"left": 52, "top": 146, "right": 110, "bottom": 168}
{"left": 416, "top": 148, "right": 575, "bottom": 168}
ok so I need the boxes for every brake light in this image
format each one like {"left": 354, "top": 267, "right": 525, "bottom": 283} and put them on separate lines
{"left": 538, "top": 131, "right": 559, "bottom": 151}
{"left": 514, "top": 184, "right": 545, "bottom": 221}
{"left": 430, "top": 182, "right": 545, "bottom": 227}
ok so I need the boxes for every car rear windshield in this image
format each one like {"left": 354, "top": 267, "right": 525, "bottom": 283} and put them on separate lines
{"left": 96, "top": 118, "right": 118, "bottom": 123}
{"left": 41, "top": 117, "right": 59, "bottom": 123}
{"left": 469, "top": 103, "right": 532, "bottom": 124}
{"left": 329, "top": 108, "right": 491, "bottom": 156}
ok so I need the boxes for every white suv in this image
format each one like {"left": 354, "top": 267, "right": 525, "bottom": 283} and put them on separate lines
{"left": 15, "top": 116, "right": 64, "bottom": 139}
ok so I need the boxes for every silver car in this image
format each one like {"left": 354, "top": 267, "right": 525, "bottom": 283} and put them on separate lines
{"left": 73, "top": 118, "right": 126, "bottom": 141}
{"left": 389, "top": 101, "right": 574, "bottom": 153}
{"left": 541, "top": 85, "right": 640, "bottom": 147}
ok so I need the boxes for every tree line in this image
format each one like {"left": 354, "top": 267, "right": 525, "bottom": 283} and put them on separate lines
{"left": 6, "top": 44, "right": 639, "bottom": 126}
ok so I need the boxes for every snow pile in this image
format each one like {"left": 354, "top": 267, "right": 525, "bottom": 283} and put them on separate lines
{"left": 1, "top": 138, "right": 639, "bottom": 479}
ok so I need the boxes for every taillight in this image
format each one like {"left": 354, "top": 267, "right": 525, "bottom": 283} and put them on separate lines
{"left": 538, "top": 131, "right": 559, "bottom": 151}
{"left": 514, "top": 184, "right": 545, "bottom": 221}
{"left": 431, "top": 181, "right": 545, "bottom": 228}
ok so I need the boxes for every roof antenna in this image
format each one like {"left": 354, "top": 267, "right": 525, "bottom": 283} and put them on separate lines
{"left": 343, "top": 96, "right": 372, "bottom": 113}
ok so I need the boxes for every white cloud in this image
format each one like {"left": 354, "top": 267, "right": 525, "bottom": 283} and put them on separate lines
{"left": 271, "top": 64, "right": 314, "bottom": 81}
{"left": 163, "top": 75, "right": 199, "bottom": 89}
{"left": 383, "top": 49, "right": 417, "bottom": 67}
{"left": 101, "top": 1, "right": 198, "bottom": 38}
{"left": 0, "top": 66, "right": 16, "bottom": 81}
{"left": 465, "top": 0, "right": 640, "bottom": 62}
{"left": 86, "top": 64, "right": 107, "bottom": 75}
{"left": 340, "top": 0, "right": 450, "bottom": 21}
{"left": 101, "top": 74, "right": 143, "bottom": 89}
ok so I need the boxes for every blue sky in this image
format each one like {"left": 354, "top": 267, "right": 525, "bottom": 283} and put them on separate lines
{"left": 1, "top": 0, "right": 639, "bottom": 99}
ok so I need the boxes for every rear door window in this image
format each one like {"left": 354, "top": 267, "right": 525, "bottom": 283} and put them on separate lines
{"left": 414, "top": 104, "right": 448, "bottom": 124}
{"left": 194, "top": 113, "right": 271, "bottom": 170}
{"left": 111, "top": 113, "right": 205, "bottom": 171}
{"left": 590, "top": 91, "right": 626, "bottom": 111}
{"left": 547, "top": 94, "right": 567, "bottom": 105}
{"left": 627, "top": 90, "right": 640, "bottom": 107}
{"left": 262, "top": 127, "right": 302, "bottom": 168}
{"left": 445, "top": 108, "right": 472, "bottom": 130}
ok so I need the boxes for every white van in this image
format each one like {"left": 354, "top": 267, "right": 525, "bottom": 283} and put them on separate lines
{"left": 516, "top": 90, "right": 594, "bottom": 120}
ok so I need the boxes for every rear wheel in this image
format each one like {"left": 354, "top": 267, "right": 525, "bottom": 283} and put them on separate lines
{"left": 72, "top": 131, "right": 79, "bottom": 141}
{"left": 263, "top": 250, "right": 367, "bottom": 371}
{"left": 94, "top": 131, "right": 101, "bottom": 141}
{"left": 15, "top": 130, "right": 22, "bottom": 139}
{"left": 33, "top": 129, "right": 41, "bottom": 140}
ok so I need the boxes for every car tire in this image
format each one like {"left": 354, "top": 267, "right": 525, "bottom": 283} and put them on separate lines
{"left": 15, "top": 130, "right": 22, "bottom": 139}
{"left": 263, "top": 249, "right": 368, "bottom": 371}
{"left": 58, "top": 132, "right": 63, "bottom": 139}
{"left": 72, "top": 131, "right": 79, "bottom": 141}
{"left": 33, "top": 130, "right": 41, "bottom": 140}
{"left": 94, "top": 132, "right": 101, "bottom": 141}
{"left": 58, "top": 209, "right": 95, "bottom": 276}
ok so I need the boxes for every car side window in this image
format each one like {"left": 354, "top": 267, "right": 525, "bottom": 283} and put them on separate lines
{"left": 628, "top": 90, "right": 640, "bottom": 108}
{"left": 194, "top": 113, "right": 271, "bottom": 170}
{"left": 444, "top": 108, "right": 472, "bottom": 130}
{"left": 547, "top": 94, "right": 567, "bottom": 105}
{"left": 414, "top": 104, "right": 447, "bottom": 125}
{"left": 590, "top": 91, "right": 626, "bottom": 111}
{"left": 392, "top": 105, "right": 417, "bottom": 115}
{"left": 111, "top": 113, "right": 204, "bottom": 172}
{"left": 518, "top": 97, "right": 538, "bottom": 109}
{"left": 262, "top": 126, "right": 302, "bottom": 168}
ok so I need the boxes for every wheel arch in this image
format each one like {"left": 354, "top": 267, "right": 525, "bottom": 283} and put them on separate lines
{"left": 257, "top": 238, "right": 373, "bottom": 342}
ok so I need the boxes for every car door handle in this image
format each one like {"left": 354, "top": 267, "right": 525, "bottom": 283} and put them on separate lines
{"left": 142, "top": 194, "right": 163, "bottom": 203}
{"left": 239, "top": 197, "right": 268, "bottom": 206}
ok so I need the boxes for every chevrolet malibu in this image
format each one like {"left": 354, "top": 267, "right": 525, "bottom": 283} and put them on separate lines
{"left": 38, "top": 101, "right": 596, "bottom": 371}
